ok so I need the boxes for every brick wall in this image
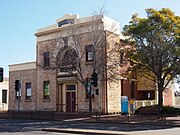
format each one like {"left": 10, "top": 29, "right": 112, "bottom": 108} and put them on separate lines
{"left": 163, "top": 88, "right": 173, "bottom": 106}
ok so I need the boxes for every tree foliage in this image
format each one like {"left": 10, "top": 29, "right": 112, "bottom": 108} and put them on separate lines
{"left": 123, "top": 8, "right": 180, "bottom": 116}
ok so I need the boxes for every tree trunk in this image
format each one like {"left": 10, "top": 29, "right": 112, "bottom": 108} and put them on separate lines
{"left": 157, "top": 91, "right": 163, "bottom": 118}
{"left": 157, "top": 82, "right": 163, "bottom": 118}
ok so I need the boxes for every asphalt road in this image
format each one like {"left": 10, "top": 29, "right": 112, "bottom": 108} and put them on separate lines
{"left": 0, "top": 119, "right": 180, "bottom": 135}
{"left": 0, "top": 119, "right": 80, "bottom": 135}
{"left": 0, "top": 131, "right": 78, "bottom": 135}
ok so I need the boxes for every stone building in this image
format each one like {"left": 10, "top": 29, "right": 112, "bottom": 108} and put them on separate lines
{"left": 9, "top": 14, "right": 121, "bottom": 114}
{"left": 9, "top": 62, "right": 37, "bottom": 111}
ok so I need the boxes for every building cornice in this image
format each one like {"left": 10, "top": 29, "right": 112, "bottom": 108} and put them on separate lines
{"left": 9, "top": 62, "right": 36, "bottom": 72}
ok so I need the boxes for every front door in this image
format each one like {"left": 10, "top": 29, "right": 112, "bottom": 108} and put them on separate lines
{"left": 66, "top": 84, "right": 76, "bottom": 112}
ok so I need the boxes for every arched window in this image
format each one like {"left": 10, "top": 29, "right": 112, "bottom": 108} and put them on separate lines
{"left": 56, "top": 47, "right": 78, "bottom": 72}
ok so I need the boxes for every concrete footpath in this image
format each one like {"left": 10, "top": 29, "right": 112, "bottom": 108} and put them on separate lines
{"left": 42, "top": 128, "right": 126, "bottom": 135}
{"left": 42, "top": 114, "right": 180, "bottom": 135}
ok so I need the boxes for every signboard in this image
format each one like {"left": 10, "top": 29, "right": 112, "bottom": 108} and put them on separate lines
{"left": 27, "top": 88, "right": 31, "bottom": 96}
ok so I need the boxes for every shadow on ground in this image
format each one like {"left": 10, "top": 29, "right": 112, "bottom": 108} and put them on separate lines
{"left": 0, "top": 114, "right": 179, "bottom": 133}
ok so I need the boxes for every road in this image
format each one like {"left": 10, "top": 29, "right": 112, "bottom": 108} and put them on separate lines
{"left": 0, "top": 131, "right": 78, "bottom": 135}
{"left": 0, "top": 119, "right": 180, "bottom": 135}
{"left": 0, "top": 119, "right": 78, "bottom": 135}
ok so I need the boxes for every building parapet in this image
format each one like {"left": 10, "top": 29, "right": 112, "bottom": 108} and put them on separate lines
{"left": 35, "top": 14, "right": 120, "bottom": 37}
{"left": 9, "top": 62, "right": 36, "bottom": 72}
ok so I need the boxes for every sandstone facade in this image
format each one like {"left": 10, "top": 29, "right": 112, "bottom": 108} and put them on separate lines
{"left": 9, "top": 62, "right": 37, "bottom": 111}
{"left": 9, "top": 14, "right": 121, "bottom": 114}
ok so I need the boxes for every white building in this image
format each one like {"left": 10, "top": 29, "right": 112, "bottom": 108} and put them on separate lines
{"left": 0, "top": 78, "right": 9, "bottom": 111}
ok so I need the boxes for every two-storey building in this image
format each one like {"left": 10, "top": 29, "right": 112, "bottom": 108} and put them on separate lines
{"left": 9, "top": 14, "right": 121, "bottom": 114}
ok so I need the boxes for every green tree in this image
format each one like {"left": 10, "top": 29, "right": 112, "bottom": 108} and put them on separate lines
{"left": 123, "top": 8, "right": 180, "bottom": 117}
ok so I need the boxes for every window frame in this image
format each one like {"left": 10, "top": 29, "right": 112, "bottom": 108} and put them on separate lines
{"left": 86, "top": 45, "right": 94, "bottom": 62}
{"left": 43, "top": 51, "right": 49, "bottom": 67}
{"left": 43, "top": 81, "right": 50, "bottom": 99}
{"left": 25, "top": 82, "right": 32, "bottom": 100}
{"left": 15, "top": 81, "right": 21, "bottom": 100}
{"left": 2, "top": 89, "right": 7, "bottom": 103}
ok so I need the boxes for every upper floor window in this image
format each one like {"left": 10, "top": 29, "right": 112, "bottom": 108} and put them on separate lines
{"left": 2, "top": 89, "right": 7, "bottom": 103}
{"left": 86, "top": 45, "right": 94, "bottom": 61}
{"left": 43, "top": 81, "right": 50, "bottom": 99}
{"left": 43, "top": 52, "right": 49, "bottom": 67}
{"left": 58, "top": 48, "right": 78, "bottom": 72}
{"left": 25, "top": 82, "right": 31, "bottom": 100}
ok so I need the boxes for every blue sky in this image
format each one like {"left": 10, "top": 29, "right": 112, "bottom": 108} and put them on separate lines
{"left": 0, "top": 0, "right": 179, "bottom": 78}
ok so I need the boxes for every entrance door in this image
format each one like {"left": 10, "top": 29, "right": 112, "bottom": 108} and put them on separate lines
{"left": 66, "top": 84, "right": 76, "bottom": 112}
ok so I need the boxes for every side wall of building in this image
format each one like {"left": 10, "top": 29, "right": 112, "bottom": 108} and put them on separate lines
{"left": 9, "top": 69, "right": 37, "bottom": 111}
{"left": 106, "top": 32, "right": 121, "bottom": 113}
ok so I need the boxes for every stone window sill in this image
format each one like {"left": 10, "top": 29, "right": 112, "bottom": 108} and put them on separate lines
{"left": 25, "top": 99, "right": 32, "bottom": 102}
{"left": 43, "top": 99, "right": 50, "bottom": 102}
{"left": 85, "top": 61, "right": 93, "bottom": 65}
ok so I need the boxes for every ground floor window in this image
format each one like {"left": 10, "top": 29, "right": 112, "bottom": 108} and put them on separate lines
{"left": 15, "top": 81, "right": 21, "bottom": 100}
{"left": 2, "top": 89, "right": 7, "bottom": 103}
{"left": 43, "top": 81, "right": 50, "bottom": 99}
{"left": 25, "top": 82, "right": 31, "bottom": 100}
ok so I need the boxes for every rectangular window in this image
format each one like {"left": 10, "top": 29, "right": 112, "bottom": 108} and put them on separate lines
{"left": 86, "top": 45, "right": 94, "bottom": 61}
{"left": 15, "top": 81, "right": 21, "bottom": 100}
{"left": 25, "top": 82, "right": 31, "bottom": 100}
{"left": 43, "top": 52, "right": 49, "bottom": 67}
{"left": 85, "top": 78, "right": 94, "bottom": 99}
{"left": 43, "top": 81, "right": 50, "bottom": 99}
{"left": 2, "top": 89, "right": 7, "bottom": 103}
